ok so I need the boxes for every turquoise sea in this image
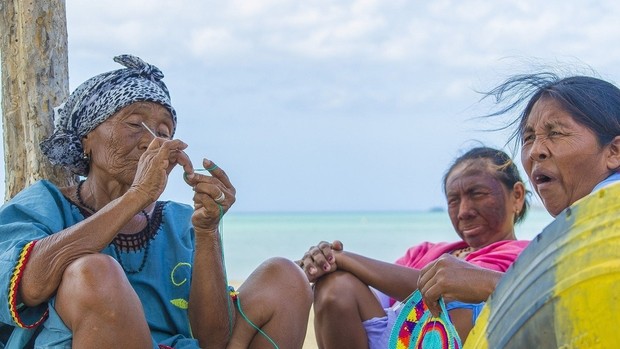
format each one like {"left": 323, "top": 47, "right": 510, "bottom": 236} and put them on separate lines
{"left": 220, "top": 208, "right": 554, "bottom": 281}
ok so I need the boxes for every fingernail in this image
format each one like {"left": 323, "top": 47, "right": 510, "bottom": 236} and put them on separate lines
{"left": 309, "top": 267, "right": 317, "bottom": 275}
{"left": 323, "top": 264, "right": 331, "bottom": 272}
{"left": 328, "top": 256, "right": 335, "bottom": 263}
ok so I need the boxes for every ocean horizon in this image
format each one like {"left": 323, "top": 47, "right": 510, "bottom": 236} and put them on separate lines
{"left": 220, "top": 208, "right": 554, "bottom": 281}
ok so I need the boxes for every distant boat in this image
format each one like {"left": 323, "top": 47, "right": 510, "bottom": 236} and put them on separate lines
{"left": 428, "top": 206, "right": 445, "bottom": 212}
{"left": 464, "top": 182, "right": 620, "bottom": 348}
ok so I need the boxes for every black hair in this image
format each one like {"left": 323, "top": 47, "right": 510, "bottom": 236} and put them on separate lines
{"left": 442, "top": 146, "right": 529, "bottom": 223}
{"left": 483, "top": 73, "right": 620, "bottom": 147}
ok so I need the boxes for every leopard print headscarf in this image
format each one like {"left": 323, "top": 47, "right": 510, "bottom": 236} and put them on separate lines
{"left": 40, "top": 54, "right": 177, "bottom": 176}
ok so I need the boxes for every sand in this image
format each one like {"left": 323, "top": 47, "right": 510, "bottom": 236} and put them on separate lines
{"left": 302, "top": 306, "right": 318, "bottom": 349}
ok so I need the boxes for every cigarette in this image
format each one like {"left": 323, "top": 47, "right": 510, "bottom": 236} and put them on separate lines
{"left": 141, "top": 122, "right": 158, "bottom": 138}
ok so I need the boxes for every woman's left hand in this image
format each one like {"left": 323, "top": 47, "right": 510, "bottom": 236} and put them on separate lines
{"left": 184, "top": 158, "right": 236, "bottom": 233}
{"left": 417, "top": 254, "right": 502, "bottom": 317}
{"left": 296, "top": 240, "right": 344, "bottom": 282}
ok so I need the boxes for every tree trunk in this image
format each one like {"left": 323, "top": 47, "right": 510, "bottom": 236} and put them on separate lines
{"left": 0, "top": 0, "right": 75, "bottom": 202}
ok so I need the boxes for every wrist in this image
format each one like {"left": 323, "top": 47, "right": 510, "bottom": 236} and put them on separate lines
{"left": 332, "top": 250, "right": 349, "bottom": 270}
{"left": 481, "top": 270, "right": 503, "bottom": 300}
{"left": 194, "top": 226, "right": 220, "bottom": 236}
{"left": 124, "top": 186, "right": 152, "bottom": 210}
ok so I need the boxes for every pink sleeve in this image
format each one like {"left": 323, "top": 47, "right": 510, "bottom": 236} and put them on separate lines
{"left": 395, "top": 242, "right": 431, "bottom": 266}
{"left": 395, "top": 240, "right": 529, "bottom": 271}
{"left": 395, "top": 241, "right": 466, "bottom": 269}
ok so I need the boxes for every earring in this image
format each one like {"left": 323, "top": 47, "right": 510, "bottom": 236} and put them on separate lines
{"left": 82, "top": 152, "right": 90, "bottom": 161}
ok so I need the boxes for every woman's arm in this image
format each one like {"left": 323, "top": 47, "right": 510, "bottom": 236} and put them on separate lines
{"left": 185, "top": 159, "right": 237, "bottom": 348}
{"left": 188, "top": 228, "right": 232, "bottom": 347}
{"left": 336, "top": 250, "right": 422, "bottom": 302}
{"left": 299, "top": 240, "right": 421, "bottom": 302}
{"left": 20, "top": 190, "right": 148, "bottom": 306}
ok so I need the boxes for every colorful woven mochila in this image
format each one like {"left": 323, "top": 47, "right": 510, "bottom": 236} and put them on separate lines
{"left": 388, "top": 290, "right": 462, "bottom": 349}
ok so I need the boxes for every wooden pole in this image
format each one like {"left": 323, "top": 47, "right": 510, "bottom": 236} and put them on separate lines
{"left": 0, "top": 0, "right": 75, "bottom": 201}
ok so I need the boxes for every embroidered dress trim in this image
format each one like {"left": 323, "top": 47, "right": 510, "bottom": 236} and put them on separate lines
{"left": 76, "top": 201, "right": 164, "bottom": 252}
{"left": 113, "top": 202, "right": 164, "bottom": 252}
{"left": 8, "top": 240, "right": 49, "bottom": 328}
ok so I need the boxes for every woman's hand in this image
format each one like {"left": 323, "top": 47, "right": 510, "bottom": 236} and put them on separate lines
{"left": 417, "top": 254, "right": 502, "bottom": 317}
{"left": 297, "top": 240, "right": 343, "bottom": 282}
{"left": 184, "top": 158, "right": 236, "bottom": 233}
{"left": 131, "top": 137, "right": 193, "bottom": 204}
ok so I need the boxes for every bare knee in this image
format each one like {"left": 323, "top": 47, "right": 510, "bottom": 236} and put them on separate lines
{"left": 56, "top": 254, "right": 138, "bottom": 327}
{"left": 237, "top": 257, "right": 313, "bottom": 324}
{"left": 244, "top": 257, "right": 312, "bottom": 306}
{"left": 257, "top": 257, "right": 307, "bottom": 279}
{"left": 313, "top": 271, "right": 361, "bottom": 311}
{"left": 61, "top": 254, "right": 126, "bottom": 296}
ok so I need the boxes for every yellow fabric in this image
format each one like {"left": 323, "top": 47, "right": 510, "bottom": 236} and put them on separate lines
{"left": 464, "top": 182, "right": 620, "bottom": 348}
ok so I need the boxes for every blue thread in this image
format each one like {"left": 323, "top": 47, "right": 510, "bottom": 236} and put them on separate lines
{"left": 190, "top": 167, "right": 215, "bottom": 172}
{"left": 215, "top": 204, "right": 234, "bottom": 338}
{"left": 218, "top": 204, "right": 279, "bottom": 348}
{"left": 234, "top": 289, "right": 280, "bottom": 349}
{"left": 205, "top": 163, "right": 219, "bottom": 171}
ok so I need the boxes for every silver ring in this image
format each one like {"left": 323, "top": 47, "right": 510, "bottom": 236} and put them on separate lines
{"left": 214, "top": 191, "right": 226, "bottom": 203}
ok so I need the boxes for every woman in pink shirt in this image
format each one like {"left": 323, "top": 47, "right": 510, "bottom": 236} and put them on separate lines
{"left": 298, "top": 146, "right": 530, "bottom": 348}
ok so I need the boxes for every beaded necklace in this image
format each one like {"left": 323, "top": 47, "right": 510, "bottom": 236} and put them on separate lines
{"left": 452, "top": 246, "right": 474, "bottom": 259}
{"left": 76, "top": 180, "right": 151, "bottom": 274}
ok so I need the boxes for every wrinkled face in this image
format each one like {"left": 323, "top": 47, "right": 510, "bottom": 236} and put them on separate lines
{"left": 521, "top": 98, "right": 611, "bottom": 216}
{"left": 82, "top": 101, "right": 174, "bottom": 184}
{"left": 445, "top": 160, "right": 519, "bottom": 249}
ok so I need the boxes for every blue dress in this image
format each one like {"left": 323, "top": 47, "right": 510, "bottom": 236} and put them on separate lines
{"left": 0, "top": 180, "right": 202, "bottom": 348}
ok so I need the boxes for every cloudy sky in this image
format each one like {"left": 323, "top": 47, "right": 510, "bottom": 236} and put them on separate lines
{"left": 2, "top": 0, "right": 620, "bottom": 212}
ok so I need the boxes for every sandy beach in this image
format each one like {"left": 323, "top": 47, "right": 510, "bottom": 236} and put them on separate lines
{"left": 302, "top": 306, "right": 318, "bottom": 349}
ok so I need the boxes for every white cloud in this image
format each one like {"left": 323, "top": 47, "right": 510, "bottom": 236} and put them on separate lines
{"left": 188, "top": 27, "right": 250, "bottom": 59}
{"left": 226, "top": 0, "right": 290, "bottom": 18}
{"left": 62, "top": 0, "right": 620, "bottom": 79}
